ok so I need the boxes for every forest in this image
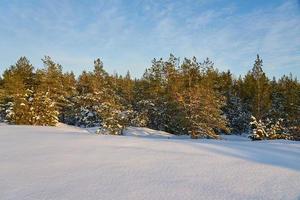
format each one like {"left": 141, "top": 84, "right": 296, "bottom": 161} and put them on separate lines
{"left": 0, "top": 54, "right": 299, "bottom": 140}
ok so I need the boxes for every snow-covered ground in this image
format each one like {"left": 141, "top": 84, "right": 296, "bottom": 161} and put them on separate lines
{"left": 0, "top": 125, "right": 300, "bottom": 200}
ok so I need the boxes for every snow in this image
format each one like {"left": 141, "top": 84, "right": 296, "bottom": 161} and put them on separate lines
{"left": 123, "top": 127, "right": 182, "bottom": 139}
{"left": 0, "top": 125, "right": 300, "bottom": 200}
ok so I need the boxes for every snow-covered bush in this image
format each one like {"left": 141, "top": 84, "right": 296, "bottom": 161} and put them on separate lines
{"left": 249, "top": 116, "right": 291, "bottom": 140}
{"left": 249, "top": 116, "right": 268, "bottom": 140}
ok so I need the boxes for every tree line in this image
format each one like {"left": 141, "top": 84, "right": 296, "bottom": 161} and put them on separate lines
{"left": 0, "top": 54, "right": 299, "bottom": 140}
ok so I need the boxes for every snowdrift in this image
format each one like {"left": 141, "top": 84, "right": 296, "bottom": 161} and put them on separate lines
{"left": 0, "top": 125, "right": 299, "bottom": 200}
{"left": 123, "top": 127, "right": 179, "bottom": 138}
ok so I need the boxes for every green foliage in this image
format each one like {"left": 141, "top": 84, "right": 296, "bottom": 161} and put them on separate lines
{"left": 224, "top": 95, "right": 251, "bottom": 134}
{"left": 249, "top": 116, "right": 291, "bottom": 140}
{"left": 178, "top": 86, "right": 228, "bottom": 139}
{"left": 0, "top": 54, "right": 298, "bottom": 140}
{"left": 31, "top": 91, "right": 59, "bottom": 126}
{"left": 5, "top": 89, "right": 58, "bottom": 126}
{"left": 239, "top": 55, "right": 271, "bottom": 120}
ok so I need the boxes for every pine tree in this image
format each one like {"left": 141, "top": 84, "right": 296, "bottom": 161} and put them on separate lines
{"left": 0, "top": 78, "right": 6, "bottom": 121}
{"left": 1, "top": 57, "right": 36, "bottom": 124}
{"left": 74, "top": 70, "right": 100, "bottom": 127}
{"left": 277, "top": 75, "right": 300, "bottom": 140}
{"left": 96, "top": 102, "right": 125, "bottom": 135}
{"left": 5, "top": 90, "right": 33, "bottom": 125}
{"left": 249, "top": 116, "right": 291, "bottom": 140}
{"left": 113, "top": 71, "right": 134, "bottom": 107}
{"left": 37, "top": 56, "right": 67, "bottom": 118}
{"left": 0, "top": 54, "right": 298, "bottom": 141}
{"left": 136, "top": 55, "right": 186, "bottom": 134}
{"left": 249, "top": 116, "right": 268, "bottom": 140}
{"left": 225, "top": 94, "right": 251, "bottom": 134}
{"left": 74, "top": 58, "right": 130, "bottom": 134}
{"left": 138, "top": 56, "right": 173, "bottom": 131}
{"left": 31, "top": 91, "right": 59, "bottom": 126}
{"left": 178, "top": 85, "right": 228, "bottom": 139}
{"left": 266, "top": 77, "right": 286, "bottom": 123}
{"left": 60, "top": 72, "right": 77, "bottom": 124}
{"left": 2, "top": 57, "right": 35, "bottom": 96}
{"left": 177, "top": 57, "right": 229, "bottom": 138}
{"left": 241, "top": 55, "right": 271, "bottom": 120}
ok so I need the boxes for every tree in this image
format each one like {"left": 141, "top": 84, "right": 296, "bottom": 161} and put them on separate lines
{"left": 96, "top": 102, "right": 126, "bottom": 135}
{"left": 5, "top": 89, "right": 34, "bottom": 125}
{"left": 113, "top": 71, "right": 134, "bottom": 107}
{"left": 31, "top": 91, "right": 59, "bottom": 126}
{"left": 225, "top": 94, "right": 251, "bottom": 134}
{"left": 277, "top": 75, "right": 300, "bottom": 139}
{"left": 36, "top": 56, "right": 68, "bottom": 124}
{"left": 135, "top": 55, "right": 186, "bottom": 134}
{"left": 2, "top": 57, "right": 35, "bottom": 96}
{"left": 1, "top": 57, "right": 36, "bottom": 124}
{"left": 74, "top": 58, "right": 130, "bottom": 134}
{"left": 249, "top": 116, "right": 291, "bottom": 141}
{"left": 266, "top": 77, "right": 286, "bottom": 123}
{"left": 177, "top": 57, "right": 229, "bottom": 138}
{"left": 4, "top": 89, "right": 58, "bottom": 126}
{"left": 241, "top": 55, "right": 271, "bottom": 120}
{"left": 249, "top": 116, "right": 268, "bottom": 140}
{"left": 0, "top": 54, "right": 298, "bottom": 141}
{"left": 178, "top": 85, "right": 228, "bottom": 139}
{"left": 60, "top": 71, "right": 77, "bottom": 124}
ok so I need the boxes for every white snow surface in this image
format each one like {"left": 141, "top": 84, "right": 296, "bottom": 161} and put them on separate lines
{"left": 1, "top": 125, "right": 300, "bottom": 200}
{"left": 124, "top": 126, "right": 183, "bottom": 138}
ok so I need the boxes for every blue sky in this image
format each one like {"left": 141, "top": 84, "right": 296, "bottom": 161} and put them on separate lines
{"left": 0, "top": 0, "right": 299, "bottom": 78}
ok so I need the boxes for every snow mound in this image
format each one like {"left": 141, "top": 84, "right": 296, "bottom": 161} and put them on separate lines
{"left": 84, "top": 126, "right": 186, "bottom": 139}
{"left": 123, "top": 127, "right": 177, "bottom": 138}
{"left": 221, "top": 134, "right": 251, "bottom": 141}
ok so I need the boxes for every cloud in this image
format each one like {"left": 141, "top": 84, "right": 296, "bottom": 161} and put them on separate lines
{"left": 0, "top": 0, "right": 299, "bottom": 78}
{"left": 143, "top": 0, "right": 300, "bottom": 77}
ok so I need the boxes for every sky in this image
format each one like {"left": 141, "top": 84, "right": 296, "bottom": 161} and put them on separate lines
{"left": 0, "top": 0, "right": 299, "bottom": 78}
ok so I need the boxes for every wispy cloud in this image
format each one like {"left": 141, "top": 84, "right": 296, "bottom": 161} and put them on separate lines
{"left": 0, "top": 0, "right": 299, "bottom": 78}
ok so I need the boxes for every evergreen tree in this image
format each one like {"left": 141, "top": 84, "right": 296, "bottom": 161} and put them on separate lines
{"left": 249, "top": 116, "right": 268, "bottom": 140}
{"left": 249, "top": 116, "right": 291, "bottom": 140}
{"left": 177, "top": 57, "right": 229, "bottom": 138}
{"left": 37, "top": 56, "right": 66, "bottom": 112}
{"left": 277, "top": 75, "right": 300, "bottom": 139}
{"left": 266, "top": 77, "right": 287, "bottom": 123}
{"left": 136, "top": 55, "right": 186, "bottom": 134}
{"left": 113, "top": 71, "right": 134, "bottom": 107}
{"left": 74, "top": 58, "right": 129, "bottom": 134}
{"left": 4, "top": 88, "right": 58, "bottom": 126}
{"left": 138, "top": 56, "right": 173, "bottom": 131}
{"left": 0, "top": 54, "right": 298, "bottom": 140}
{"left": 1, "top": 57, "right": 36, "bottom": 123}
{"left": 178, "top": 85, "right": 228, "bottom": 139}
{"left": 2, "top": 57, "right": 35, "bottom": 96}
{"left": 5, "top": 89, "right": 34, "bottom": 124}
{"left": 31, "top": 91, "right": 59, "bottom": 126}
{"left": 225, "top": 94, "right": 251, "bottom": 134}
{"left": 241, "top": 55, "right": 271, "bottom": 120}
{"left": 60, "top": 71, "right": 77, "bottom": 124}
